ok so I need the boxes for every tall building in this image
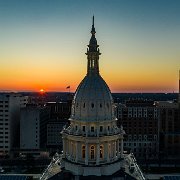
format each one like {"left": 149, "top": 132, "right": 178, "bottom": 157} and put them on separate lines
{"left": 46, "top": 101, "right": 71, "bottom": 120}
{"left": 41, "top": 17, "right": 145, "bottom": 180}
{"left": 46, "top": 101, "right": 71, "bottom": 150}
{"left": 0, "top": 93, "right": 28, "bottom": 156}
{"left": 20, "top": 105, "right": 50, "bottom": 157}
{"left": 156, "top": 72, "right": 180, "bottom": 161}
{"left": 116, "top": 100, "right": 159, "bottom": 161}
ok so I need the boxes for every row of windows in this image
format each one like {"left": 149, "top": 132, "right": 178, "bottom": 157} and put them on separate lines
{"left": 0, "top": 146, "right": 8, "bottom": 148}
{"left": 75, "top": 125, "right": 110, "bottom": 132}
{"left": 0, "top": 123, "right": 8, "bottom": 125}
{"left": 76, "top": 103, "right": 110, "bottom": 109}
{"left": 0, "top": 110, "right": 8, "bottom": 112}
{"left": 0, "top": 136, "right": 8, "bottom": 138}
{"left": 0, "top": 132, "right": 9, "bottom": 134}
{"left": 0, "top": 101, "right": 8, "bottom": 103}
{"left": 0, "top": 119, "right": 9, "bottom": 121}
{"left": 0, "top": 141, "right": 8, "bottom": 143}
{"left": 124, "top": 142, "right": 156, "bottom": 147}
{"left": 0, "top": 105, "right": 8, "bottom": 108}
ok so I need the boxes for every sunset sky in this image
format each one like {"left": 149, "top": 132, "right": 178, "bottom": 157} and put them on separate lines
{"left": 0, "top": 0, "right": 180, "bottom": 92}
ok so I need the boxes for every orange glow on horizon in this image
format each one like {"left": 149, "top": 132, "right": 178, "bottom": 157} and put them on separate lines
{"left": 40, "top": 89, "right": 45, "bottom": 93}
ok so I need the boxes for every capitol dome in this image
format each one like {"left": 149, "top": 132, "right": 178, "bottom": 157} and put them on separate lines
{"left": 71, "top": 75, "right": 115, "bottom": 121}
{"left": 61, "top": 17, "right": 125, "bottom": 177}
{"left": 70, "top": 17, "right": 115, "bottom": 122}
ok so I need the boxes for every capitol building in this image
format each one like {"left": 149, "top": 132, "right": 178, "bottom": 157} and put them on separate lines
{"left": 41, "top": 17, "right": 145, "bottom": 180}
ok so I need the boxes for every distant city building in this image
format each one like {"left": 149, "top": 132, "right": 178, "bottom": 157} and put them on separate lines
{"left": 0, "top": 93, "right": 28, "bottom": 156}
{"left": 47, "top": 121, "right": 65, "bottom": 148}
{"left": 46, "top": 101, "right": 71, "bottom": 120}
{"left": 156, "top": 101, "right": 180, "bottom": 160}
{"left": 46, "top": 101, "right": 71, "bottom": 150}
{"left": 116, "top": 99, "right": 159, "bottom": 161}
{"left": 20, "top": 105, "right": 50, "bottom": 157}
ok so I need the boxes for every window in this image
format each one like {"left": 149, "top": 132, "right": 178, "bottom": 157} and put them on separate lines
{"left": 75, "top": 125, "right": 78, "bottom": 131}
{"left": 82, "top": 145, "right": 85, "bottom": 158}
{"left": 91, "top": 126, "right": 94, "bottom": 132}
{"left": 83, "top": 103, "right": 85, "bottom": 108}
{"left": 100, "top": 103, "right": 102, "bottom": 108}
{"left": 82, "top": 126, "right": 85, "bottom": 132}
{"left": 91, "top": 103, "right": 94, "bottom": 108}
{"left": 90, "top": 146, "right": 95, "bottom": 159}
{"left": 100, "top": 145, "right": 103, "bottom": 158}
{"left": 100, "top": 126, "right": 103, "bottom": 132}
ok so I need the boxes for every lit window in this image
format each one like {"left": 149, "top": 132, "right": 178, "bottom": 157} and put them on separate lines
{"left": 82, "top": 145, "right": 85, "bottom": 158}
{"left": 100, "top": 145, "right": 103, "bottom": 158}
{"left": 90, "top": 146, "right": 95, "bottom": 159}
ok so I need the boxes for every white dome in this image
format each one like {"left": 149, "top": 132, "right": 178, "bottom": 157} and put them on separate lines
{"left": 70, "top": 74, "right": 115, "bottom": 122}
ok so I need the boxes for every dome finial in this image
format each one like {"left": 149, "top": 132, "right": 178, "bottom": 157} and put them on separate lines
{"left": 91, "top": 15, "right": 96, "bottom": 34}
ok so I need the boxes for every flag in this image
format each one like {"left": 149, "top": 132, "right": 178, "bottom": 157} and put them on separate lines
{"left": 66, "top": 86, "right": 70, "bottom": 89}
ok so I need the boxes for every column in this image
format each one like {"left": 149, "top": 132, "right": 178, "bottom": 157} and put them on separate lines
{"left": 120, "top": 138, "right": 123, "bottom": 158}
{"left": 76, "top": 142, "right": 78, "bottom": 162}
{"left": 114, "top": 141, "right": 116, "bottom": 158}
{"left": 85, "top": 143, "right": 88, "bottom": 165}
{"left": 96, "top": 144, "right": 100, "bottom": 165}
{"left": 107, "top": 142, "right": 110, "bottom": 163}
{"left": 62, "top": 138, "right": 65, "bottom": 157}
{"left": 117, "top": 139, "right": 120, "bottom": 158}
{"left": 97, "top": 126, "right": 99, "bottom": 137}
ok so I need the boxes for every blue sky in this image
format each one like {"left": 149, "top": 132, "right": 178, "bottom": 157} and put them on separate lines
{"left": 0, "top": 0, "right": 180, "bottom": 92}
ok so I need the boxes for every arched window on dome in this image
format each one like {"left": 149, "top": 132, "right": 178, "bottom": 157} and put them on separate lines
{"left": 90, "top": 145, "right": 95, "bottom": 159}
{"left": 100, "top": 103, "right": 102, "bottom": 108}
{"left": 100, "top": 145, "right": 103, "bottom": 159}
{"left": 91, "top": 103, "right": 94, "bottom": 108}
{"left": 83, "top": 103, "right": 85, "bottom": 108}
{"left": 82, "top": 145, "right": 85, "bottom": 159}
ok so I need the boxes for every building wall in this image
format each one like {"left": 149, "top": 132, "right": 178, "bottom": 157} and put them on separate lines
{"left": 116, "top": 100, "right": 159, "bottom": 160}
{"left": 0, "top": 93, "right": 27, "bottom": 156}
{"left": 47, "top": 122, "right": 65, "bottom": 147}
{"left": 157, "top": 101, "right": 180, "bottom": 159}
{"left": 20, "top": 106, "right": 50, "bottom": 150}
